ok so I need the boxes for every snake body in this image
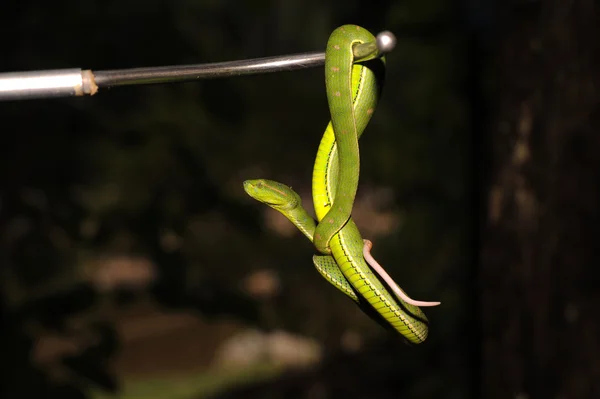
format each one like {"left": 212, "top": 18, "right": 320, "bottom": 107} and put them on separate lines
{"left": 243, "top": 25, "right": 432, "bottom": 343}
{"left": 313, "top": 25, "right": 371, "bottom": 255}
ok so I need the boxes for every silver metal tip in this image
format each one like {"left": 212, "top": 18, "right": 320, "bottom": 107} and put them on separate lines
{"left": 376, "top": 31, "right": 397, "bottom": 54}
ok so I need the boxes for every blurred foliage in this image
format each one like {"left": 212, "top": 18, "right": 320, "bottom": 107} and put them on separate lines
{"left": 1, "top": 0, "right": 477, "bottom": 397}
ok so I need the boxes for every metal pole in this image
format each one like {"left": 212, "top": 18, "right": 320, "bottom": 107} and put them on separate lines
{"left": 0, "top": 31, "right": 396, "bottom": 101}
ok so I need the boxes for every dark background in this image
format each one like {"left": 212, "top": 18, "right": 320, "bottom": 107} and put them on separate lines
{"left": 1, "top": 0, "right": 598, "bottom": 398}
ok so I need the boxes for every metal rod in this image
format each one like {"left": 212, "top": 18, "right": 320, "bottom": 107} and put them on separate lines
{"left": 0, "top": 31, "right": 396, "bottom": 101}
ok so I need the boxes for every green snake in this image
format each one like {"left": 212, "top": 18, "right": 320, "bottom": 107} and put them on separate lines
{"left": 243, "top": 25, "right": 438, "bottom": 343}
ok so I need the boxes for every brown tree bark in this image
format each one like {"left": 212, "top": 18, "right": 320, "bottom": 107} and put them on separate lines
{"left": 481, "top": 1, "right": 600, "bottom": 398}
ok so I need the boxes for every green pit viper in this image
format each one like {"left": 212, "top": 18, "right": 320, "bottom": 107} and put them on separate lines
{"left": 244, "top": 25, "right": 439, "bottom": 344}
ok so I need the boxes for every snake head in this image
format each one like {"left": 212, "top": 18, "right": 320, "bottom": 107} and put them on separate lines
{"left": 243, "top": 179, "right": 301, "bottom": 212}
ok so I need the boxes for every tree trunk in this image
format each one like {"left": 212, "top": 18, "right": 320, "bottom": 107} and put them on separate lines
{"left": 481, "top": 1, "right": 600, "bottom": 398}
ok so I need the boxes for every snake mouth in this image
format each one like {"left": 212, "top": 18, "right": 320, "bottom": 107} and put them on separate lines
{"left": 242, "top": 180, "right": 263, "bottom": 200}
{"left": 242, "top": 179, "right": 257, "bottom": 191}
